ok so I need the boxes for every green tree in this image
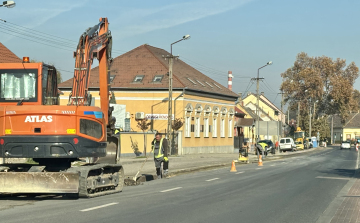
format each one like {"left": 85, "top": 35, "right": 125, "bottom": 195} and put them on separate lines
{"left": 281, "top": 52, "right": 359, "bottom": 129}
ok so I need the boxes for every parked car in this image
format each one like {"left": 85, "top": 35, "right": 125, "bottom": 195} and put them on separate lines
{"left": 305, "top": 137, "right": 313, "bottom": 149}
{"left": 340, "top": 140, "right": 351, "bottom": 150}
{"left": 255, "top": 140, "right": 275, "bottom": 156}
{"left": 279, "top": 138, "right": 296, "bottom": 152}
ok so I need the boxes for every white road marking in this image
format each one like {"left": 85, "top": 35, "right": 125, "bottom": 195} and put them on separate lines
{"left": 316, "top": 176, "right": 351, "bottom": 180}
{"left": 256, "top": 168, "right": 262, "bottom": 170}
{"left": 235, "top": 171, "right": 244, "bottom": 174}
{"left": 206, "top": 178, "right": 219, "bottom": 182}
{"left": 80, "top": 202, "right": 118, "bottom": 212}
{"left": 357, "top": 148, "right": 359, "bottom": 170}
{"left": 270, "top": 165, "right": 275, "bottom": 166}
{"left": 160, "top": 187, "right": 182, "bottom": 193}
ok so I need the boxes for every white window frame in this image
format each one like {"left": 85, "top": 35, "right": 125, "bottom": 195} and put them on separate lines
{"left": 212, "top": 118, "right": 217, "bottom": 138}
{"left": 204, "top": 118, "right": 209, "bottom": 137}
{"left": 133, "top": 75, "right": 144, "bottom": 82}
{"left": 185, "top": 116, "right": 191, "bottom": 137}
{"left": 220, "top": 118, "right": 225, "bottom": 138}
{"left": 228, "top": 118, "right": 233, "bottom": 138}
{"left": 195, "top": 117, "right": 200, "bottom": 137}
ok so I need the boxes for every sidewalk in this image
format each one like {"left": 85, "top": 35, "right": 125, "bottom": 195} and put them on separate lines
{"left": 121, "top": 146, "right": 326, "bottom": 182}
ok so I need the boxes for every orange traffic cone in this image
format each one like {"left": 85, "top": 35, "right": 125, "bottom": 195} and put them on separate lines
{"left": 230, "top": 160, "right": 237, "bottom": 172}
{"left": 356, "top": 144, "right": 358, "bottom": 152}
{"left": 258, "top": 155, "right": 263, "bottom": 166}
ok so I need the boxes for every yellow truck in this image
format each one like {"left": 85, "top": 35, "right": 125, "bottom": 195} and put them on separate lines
{"left": 294, "top": 127, "right": 307, "bottom": 150}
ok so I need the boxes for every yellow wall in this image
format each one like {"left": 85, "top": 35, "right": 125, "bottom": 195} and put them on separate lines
{"left": 242, "top": 94, "right": 279, "bottom": 121}
{"left": 120, "top": 132, "right": 155, "bottom": 156}
{"left": 181, "top": 94, "right": 234, "bottom": 148}
{"left": 342, "top": 128, "right": 360, "bottom": 141}
{"left": 235, "top": 103, "right": 255, "bottom": 140}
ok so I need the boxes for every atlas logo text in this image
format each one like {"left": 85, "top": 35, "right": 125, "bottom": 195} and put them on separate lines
{"left": 25, "top": 116, "right": 53, "bottom": 123}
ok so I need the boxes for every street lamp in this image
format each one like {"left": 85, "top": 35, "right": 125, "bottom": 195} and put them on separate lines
{"left": 167, "top": 35, "right": 190, "bottom": 152}
{"left": 151, "top": 98, "right": 168, "bottom": 132}
{"left": 0, "top": 1, "right": 16, "bottom": 8}
{"left": 256, "top": 61, "right": 272, "bottom": 142}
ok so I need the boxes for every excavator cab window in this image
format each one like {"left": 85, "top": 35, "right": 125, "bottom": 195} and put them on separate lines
{"left": 0, "top": 69, "right": 38, "bottom": 102}
{"left": 42, "top": 65, "right": 59, "bottom": 105}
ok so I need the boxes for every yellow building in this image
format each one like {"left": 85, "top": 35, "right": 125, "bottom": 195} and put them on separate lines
{"left": 332, "top": 113, "right": 360, "bottom": 143}
{"left": 58, "top": 44, "right": 238, "bottom": 156}
{"left": 241, "top": 92, "right": 284, "bottom": 142}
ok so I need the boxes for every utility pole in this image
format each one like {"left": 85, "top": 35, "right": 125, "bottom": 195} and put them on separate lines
{"left": 288, "top": 110, "right": 289, "bottom": 126}
{"left": 253, "top": 61, "right": 272, "bottom": 142}
{"left": 280, "top": 90, "right": 284, "bottom": 137}
{"left": 165, "top": 35, "right": 190, "bottom": 155}
{"left": 165, "top": 54, "right": 178, "bottom": 154}
{"left": 297, "top": 102, "right": 300, "bottom": 128}
{"left": 331, "top": 115, "right": 333, "bottom": 144}
{"left": 309, "top": 100, "right": 312, "bottom": 137}
{"left": 251, "top": 76, "right": 264, "bottom": 141}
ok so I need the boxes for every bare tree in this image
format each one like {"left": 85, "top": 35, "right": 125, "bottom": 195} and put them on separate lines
{"left": 172, "top": 118, "right": 184, "bottom": 132}
{"left": 136, "top": 118, "right": 151, "bottom": 156}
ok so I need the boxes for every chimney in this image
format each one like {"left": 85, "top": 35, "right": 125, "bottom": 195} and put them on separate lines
{"left": 228, "top": 71, "right": 233, "bottom": 91}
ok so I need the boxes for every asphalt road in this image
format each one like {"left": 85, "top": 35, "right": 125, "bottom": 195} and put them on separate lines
{"left": 0, "top": 146, "right": 358, "bottom": 223}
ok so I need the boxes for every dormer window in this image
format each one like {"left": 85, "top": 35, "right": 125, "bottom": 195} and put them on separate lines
{"left": 196, "top": 80, "right": 206, "bottom": 87}
{"left": 213, "top": 83, "right": 222, "bottom": 89}
{"left": 133, "top": 75, "right": 144, "bottom": 83}
{"left": 153, "top": 75, "right": 163, "bottom": 82}
{"left": 187, "top": 77, "right": 197, "bottom": 85}
{"left": 205, "top": 82, "right": 213, "bottom": 88}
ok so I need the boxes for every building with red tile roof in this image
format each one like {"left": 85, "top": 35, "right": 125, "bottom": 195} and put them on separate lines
{"left": 59, "top": 44, "right": 239, "bottom": 155}
{"left": 0, "top": 42, "right": 22, "bottom": 63}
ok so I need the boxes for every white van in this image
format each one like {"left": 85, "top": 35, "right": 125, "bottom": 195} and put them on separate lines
{"left": 279, "top": 138, "right": 296, "bottom": 152}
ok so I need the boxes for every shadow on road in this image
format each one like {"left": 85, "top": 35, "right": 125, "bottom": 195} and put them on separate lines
{"left": 318, "top": 168, "right": 359, "bottom": 179}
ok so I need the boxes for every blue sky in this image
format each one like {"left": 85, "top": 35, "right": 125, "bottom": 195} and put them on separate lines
{"left": 1, "top": 0, "right": 359, "bottom": 108}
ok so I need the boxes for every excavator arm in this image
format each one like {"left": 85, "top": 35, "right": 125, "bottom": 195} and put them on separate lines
{"left": 69, "top": 17, "right": 113, "bottom": 127}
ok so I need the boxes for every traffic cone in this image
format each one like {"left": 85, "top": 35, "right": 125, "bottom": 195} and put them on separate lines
{"left": 356, "top": 144, "right": 358, "bottom": 152}
{"left": 258, "top": 155, "right": 263, "bottom": 166}
{"left": 230, "top": 160, "right": 237, "bottom": 172}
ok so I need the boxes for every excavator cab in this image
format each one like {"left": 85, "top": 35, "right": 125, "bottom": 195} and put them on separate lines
{"left": 0, "top": 59, "right": 59, "bottom": 106}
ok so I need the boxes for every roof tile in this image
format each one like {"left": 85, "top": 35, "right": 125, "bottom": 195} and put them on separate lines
{"left": 59, "top": 44, "right": 238, "bottom": 98}
{"left": 0, "top": 42, "right": 22, "bottom": 63}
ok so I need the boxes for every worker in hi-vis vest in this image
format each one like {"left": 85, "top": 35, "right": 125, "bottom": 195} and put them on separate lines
{"left": 151, "top": 132, "right": 169, "bottom": 179}
{"left": 256, "top": 142, "right": 267, "bottom": 158}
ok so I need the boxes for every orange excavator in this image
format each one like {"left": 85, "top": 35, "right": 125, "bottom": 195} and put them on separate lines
{"left": 0, "top": 18, "right": 124, "bottom": 198}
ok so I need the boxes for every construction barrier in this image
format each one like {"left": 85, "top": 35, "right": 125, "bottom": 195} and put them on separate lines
{"left": 230, "top": 160, "right": 237, "bottom": 172}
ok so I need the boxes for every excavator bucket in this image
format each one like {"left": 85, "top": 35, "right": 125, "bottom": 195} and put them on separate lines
{"left": 0, "top": 172, "right": 79, "bottom": 194}
{"left": 96, "top": 135, "right": 121, "bottom": 164}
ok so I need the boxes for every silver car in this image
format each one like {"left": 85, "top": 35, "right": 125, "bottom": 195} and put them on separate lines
{"left": 340, "top": 141, "right": 351, "bottom": 150}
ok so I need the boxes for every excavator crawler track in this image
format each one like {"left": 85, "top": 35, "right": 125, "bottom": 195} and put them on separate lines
{"left": 68, "top": 163, "right": 124, "bottom": 198}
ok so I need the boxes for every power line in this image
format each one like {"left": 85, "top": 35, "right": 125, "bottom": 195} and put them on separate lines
{"left": 0, "top": 23, "right": 75, "bottom": 49}
{"left": 0, "top": 29, "right": 73, "bottom": 51}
